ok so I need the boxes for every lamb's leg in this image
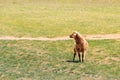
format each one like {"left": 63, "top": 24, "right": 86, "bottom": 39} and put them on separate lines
{"left": 73, "top": 48, "right": 76, "bottom": 62}
{"left": 82, "top": 51, "right": 85, "bottom": 62}
{"left": 73, "top": 52, "right": 76, "bottom": 62}
{"left": 78, "top": 52, "right": 81, "bottom": 62}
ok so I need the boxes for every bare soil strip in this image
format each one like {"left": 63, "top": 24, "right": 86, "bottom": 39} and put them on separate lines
{"left": 0, "top": 34, "right": 120, "bottom": 41}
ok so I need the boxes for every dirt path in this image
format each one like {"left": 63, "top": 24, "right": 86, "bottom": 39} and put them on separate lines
{"left": 0, "top": 34, "right": 120, "bottom": 41}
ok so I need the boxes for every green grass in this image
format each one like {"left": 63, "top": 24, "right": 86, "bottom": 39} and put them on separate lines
{"left": 0, "top": 40, "right": 120, "bottom": 80}
{"left": 0, "top": 0, "right": 120, "bottom": 80}
{"left": 0, "top": 0, "right": 120, "bottom": 37}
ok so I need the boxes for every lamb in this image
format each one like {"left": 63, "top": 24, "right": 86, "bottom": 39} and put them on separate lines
{"left": 69, "top": 31, "right": 88, "bottom": 62}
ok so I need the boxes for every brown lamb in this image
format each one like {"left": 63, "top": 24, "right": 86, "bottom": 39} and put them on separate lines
{"left": 69, "top": 31, "right": 88, "bottom": 62}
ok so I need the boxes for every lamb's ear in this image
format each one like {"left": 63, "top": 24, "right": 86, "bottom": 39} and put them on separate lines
{"left": 76, "top": 33, "right": 81, "bottom": 39}
{"left": 76, "top": 33, "right": 79, "bottom": 37}
{"left": 75, "top": 33, "right": 79, "bottom": 39}
{"left": 75, "top": 33, "right": 80, "bottom": 43}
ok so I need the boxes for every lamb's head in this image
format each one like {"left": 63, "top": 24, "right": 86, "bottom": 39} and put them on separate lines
{"left": 69, "top": 31, "right": 80, "bottom": 38}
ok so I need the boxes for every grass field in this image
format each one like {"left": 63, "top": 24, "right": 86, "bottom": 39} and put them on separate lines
{"left": 0, "top": 40, "right": 120, "bottom": 80}
{"left": 0, "top": 0, "right": 120, "bottom": 37}
{"left": 0, "top": 0, "right": 120, "bottom": 80}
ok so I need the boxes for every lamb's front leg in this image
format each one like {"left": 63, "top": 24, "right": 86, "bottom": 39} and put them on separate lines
{"left": 78, "top": 52, "right": 81, "bottom": 62}
{"left": 73, "top": 52, "right": 76, "bottom": 62}
{"left": 73, "top": 49, "right": 76, "bottom": 62}
{"left": 82, "top": 51, "right": 85, "bottom": 63}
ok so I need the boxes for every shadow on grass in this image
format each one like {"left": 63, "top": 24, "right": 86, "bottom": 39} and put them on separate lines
{"left": 66, "top": 60, "right": 81, "bottom": 63}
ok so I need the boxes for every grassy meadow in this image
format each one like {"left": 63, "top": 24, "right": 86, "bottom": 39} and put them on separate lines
{"left": 0, "top": 0, "right": 120, "bottom": 37}
{"left": 0, "top": 0, "right": 120, "bottom": 80}
{"left": 0, "top": 40, "right": 120, "bottom": 80}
